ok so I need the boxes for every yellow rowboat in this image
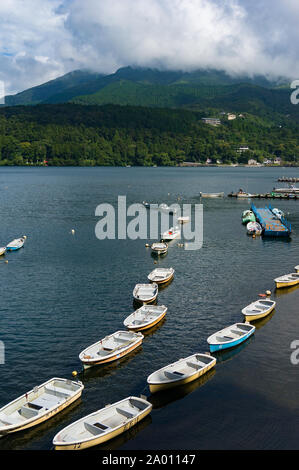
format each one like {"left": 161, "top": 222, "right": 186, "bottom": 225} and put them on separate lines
{"left": 295, "top": 265, "right": 299, "bottom": 273}
{"left": 53, "top": 396, "right": 152, "bottom": 450}
{"left": 133, "top": 283, "right": 158, "bottom": 304}
{"left": 79, "top": 330, "right": 144, "bottom": 369}
{"left": 274, "top": 273, "right": 299, "bottom": 289}
{"left": 123, "top": 305, "right": 167, "bottom": 331}
{"left": 242, "top": 299, "right": 276, "bottom": 322}
{"left": 147, "top": 353, "right": 216, "bottom": 394}
{"left": 147, "top": 267, "right": 174, "bottom": 284}
{"left": 0, "top": 378, "right": 84, "bottom": 436}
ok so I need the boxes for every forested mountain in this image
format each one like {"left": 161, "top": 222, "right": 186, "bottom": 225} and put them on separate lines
{"left": 0, "top": 103, "right": 297, "bottom": 166}
{"left": 1, "top": 67, "right": 297, "bottom": 167}
{"left": 4, "top": 66, "right": 289, "bottom": 109}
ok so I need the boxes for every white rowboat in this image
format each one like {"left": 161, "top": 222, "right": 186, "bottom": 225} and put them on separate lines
{"left": 207, "top": 323, "right": 255, "bottom": 352}
{"left": 0, "top": 247, "right": 6, "bottom": 256}
{"left": 147, "top": 353, "right": 216, "bottom": 393}
{"left": 133, "top": 283, "right": 158, "bottom": 304}
{"left": 0, "top": 378, "right": 84, "bottom": 436}
{"left": 247, "top": 221, "right": 263, "bottom": 235}
{"left": 147, "top": 267, "right": 174, "bottom": 284}
{"left": 123, "top": 305, "right": 167, "bottom": 331}
{"left": 53, "top": 396, "right": 152, "bottom": 450}
{"left": 200, "top": 192, "right": 224, "bottom": 198}
{"left": 242, "top": 299, "right": 276, "bottom": 321}
{"left": 151, "top": 242, "right": 168, "bottom": 255}
{"left": 79, "top": 330, "right": 144, "bottom": 369}
{"left": 6, "top": 237, "right": 26, "bottom": 251}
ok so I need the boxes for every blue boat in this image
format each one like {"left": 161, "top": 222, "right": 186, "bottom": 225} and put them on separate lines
{"left": 6, "top": 236, "right": 26, "bottom": 251}
{"left": 207, "top": 322, "right": 255, "bottom": 353}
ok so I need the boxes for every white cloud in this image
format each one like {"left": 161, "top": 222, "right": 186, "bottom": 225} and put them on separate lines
{"left": 0, "top": 0, "right": 298, "bottom": 94}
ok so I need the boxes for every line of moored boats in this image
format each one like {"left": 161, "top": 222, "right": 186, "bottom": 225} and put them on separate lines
{"left": 1, "top": 214, "right": 298, "bottom": 450}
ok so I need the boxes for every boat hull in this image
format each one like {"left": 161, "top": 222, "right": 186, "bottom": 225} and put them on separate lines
{"left": 54, "top": 405, "right": 152, "bottom": 450}
{"left": 275, "top": 279, "right": 299, "bottom": 289}
{"left": 0, "top": 390, "right": 82, "bottom": 436}
{"left": 148, "top": 273, "right": 174, "bottom": 284}
{"left": 208, "top": 329, "right": 255, "bottom": 353}
{"left": 81, "top": 339, "right": 143, "bottom": 369}
{"left": 243, "top": 304, "right": 275, "bottom": 322}
{"left": 148, "top": 359, "right": 216, "bottom": 394}
{"left": 127, "top": 311, "right": 167, "bottom": 332}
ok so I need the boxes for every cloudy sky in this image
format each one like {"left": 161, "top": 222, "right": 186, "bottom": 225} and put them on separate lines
{"left": 0, "top": 0, "right": 298, "bottom": 95}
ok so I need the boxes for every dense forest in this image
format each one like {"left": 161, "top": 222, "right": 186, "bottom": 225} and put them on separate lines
{"left": 0, "top": 103, "right": 298, "bottom": 166}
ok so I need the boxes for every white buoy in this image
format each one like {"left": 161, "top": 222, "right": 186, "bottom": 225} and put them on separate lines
{"left": 71, "top": 229, "right": 75, "bottom": 235}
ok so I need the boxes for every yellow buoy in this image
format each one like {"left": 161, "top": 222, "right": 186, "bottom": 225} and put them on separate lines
{"left": 71, "top": 229, "right": 75, "bottom": 235}
{"left": 5, "top": 260, "right": 8, "bottom": 264}
{"left": 145, "top": 243, "right": 149, "bottom": 247}
{"left": 266, "top": 290, "right": 271, "bottom": 296}
{"left": 72, "top": 371, "right": 78, "bottom": 377}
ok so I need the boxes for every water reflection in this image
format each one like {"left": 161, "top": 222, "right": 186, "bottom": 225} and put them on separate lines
{"left": 247, "top": 309, "right": 276, "bottom": 330}
{"left": 148, "top": 368, "right": 216, "bottom": 410}
{"left": 274, "top": 284, "right": 299, "bottom": 298}
{"left": 80, "top": 347, "right": 143, "bottom": 383}
{"left": 212, "top": 335, "right": 255, "bottom": 365}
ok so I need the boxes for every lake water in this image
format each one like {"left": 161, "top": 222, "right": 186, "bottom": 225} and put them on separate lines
{"left": 0, "top": 166, "right": 299, "bottom": 450}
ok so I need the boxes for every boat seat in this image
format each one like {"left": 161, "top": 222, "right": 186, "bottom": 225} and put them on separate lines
{"left": 44, "top": 385, "right": 72, "bottom": 399}
{"left": 30, "top": 394, "right": 60, "bottom": 410}
{"left": 84, "top": 421, "right": 110, "bottom": 436}
{"left": 216, "top": 335, "right": 233, "bottom": 342}
{"left": 0, "top": 413, "right": 22, "bottom": 425}
{"left": 116, "top": 406, "right": 137, "bottom": 419}
{"left": 186, "top": 361, "right": 200, "bottom": 370}
{"left": 19, "top": 405, "right": 40, "bottom": 419}
{"left": 230, "top": 330, "right": 244, "bottom": 336}
{"left": 164, "top": 370, "right": 185, "bottom": 380}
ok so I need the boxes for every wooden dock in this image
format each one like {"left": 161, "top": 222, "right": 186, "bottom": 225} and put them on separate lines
{"left": 251, "top": 204, "right": 291, "bottom": 237}
{"left": 277, "top": 177, "right": 299, "bottom": 183}
{"left": 228, "top": 192, "right": 299, "bottom": 200}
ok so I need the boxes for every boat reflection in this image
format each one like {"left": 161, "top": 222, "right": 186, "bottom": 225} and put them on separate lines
{"left": 247, "top": 309, "right": 276, "bottom": 330}
{"left": 148, "top": 368, "right": 216, "bottom": 410}
{"left": 274, "top": 284, "right": 299, "bottom": 297}
{"left": 141, "top": 317, "right": 167, "bottom": 338}
{"left": 212, "top": 334, "right": 255, "bottom": 365}
{"left": 80, "top": 347, "right": 142, "bottom": 383}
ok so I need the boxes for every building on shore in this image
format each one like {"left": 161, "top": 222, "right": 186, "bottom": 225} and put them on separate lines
{"left": 202, "top": 118, "right": 221, "bottom": 126}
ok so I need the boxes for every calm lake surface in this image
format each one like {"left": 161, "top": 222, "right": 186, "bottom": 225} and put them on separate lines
{"left": 0, "top": 166, "right": 299, "bottom": 450}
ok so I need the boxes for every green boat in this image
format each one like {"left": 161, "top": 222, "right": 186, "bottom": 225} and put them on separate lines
{"left": 242, "top": 210, "right": 256, "bottom": 224}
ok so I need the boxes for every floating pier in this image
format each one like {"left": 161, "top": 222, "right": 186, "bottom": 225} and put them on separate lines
{"left": 251, "top": 204, "right": 291, "bottom": 237}
{"left": 277, "top": 177, "right": 299, "bottom": 183}
{"left": 228, "top": 192, "right": 299, "bottom": 200}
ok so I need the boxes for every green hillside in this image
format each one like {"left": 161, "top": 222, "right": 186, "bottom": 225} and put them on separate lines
{"left": 0, "top": 103, "right": 297, "bottom": 167}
